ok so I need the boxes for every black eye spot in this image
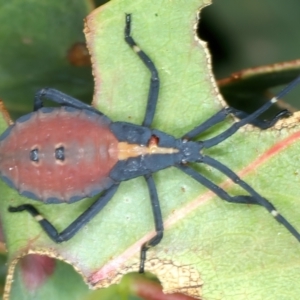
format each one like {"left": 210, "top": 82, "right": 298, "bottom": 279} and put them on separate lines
{"left": 55, "top": 146, "right": 65, "bottom": 161}
{"left": 30, "top": 149, "right": 39, "bottom": 162}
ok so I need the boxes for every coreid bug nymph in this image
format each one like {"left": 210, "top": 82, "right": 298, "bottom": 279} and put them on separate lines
{"left": 2, "top": 14, "right": 300, "bottom": 274}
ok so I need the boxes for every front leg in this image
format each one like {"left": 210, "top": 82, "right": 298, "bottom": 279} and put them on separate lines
{"left": 124, "top": 14, "right": 160, "bottom": 128}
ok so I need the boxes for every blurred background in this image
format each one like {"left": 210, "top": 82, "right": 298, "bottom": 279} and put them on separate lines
{"left": 199, "top": 0, "right": 300, "bottom": 80}
{"left": 199, "top": 0, "right": 300, "bottom": 116}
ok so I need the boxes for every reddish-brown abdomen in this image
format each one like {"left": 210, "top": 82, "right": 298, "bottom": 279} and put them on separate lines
{"left": 0, "top": 107, "right": 119, "bottom": 203}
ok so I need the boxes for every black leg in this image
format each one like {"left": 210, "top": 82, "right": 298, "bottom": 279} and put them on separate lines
{"left": 201, "top": 155, "right": 300, "bottom": 242}
{"left": 177, "top": 164, "right": 259, "bottom": 206}
{"left": 183, "top": 107, "right": 290, "bottom": 140}
{"left": 139, "top": 175, "right": 164, "bottom": 273}
{"left": 34, "top": 88, "right": 103, "bottom": 115}
{"left": 125, "top": 14, "right": 159, "bottom": 128}
{"left": 230, "top": 108, "right": 291, "bottom": 130}
{"left": 8, "top": 184, "right": 120, "bottom": 242}
{"left": 202, "top": 75, "right": 300, "bottom": 148}
{"left": 183, "top": 108, "right": 233, "bottom": 140}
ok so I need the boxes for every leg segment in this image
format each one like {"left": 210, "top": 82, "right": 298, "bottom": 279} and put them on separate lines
{"left": 231, "top": 109, "right": 291, "bottom": 130}
{"left": 125, "top": 14, "right": 159, "bottom": 128}
{"left": 183, "top": 108, "right": 233, "bottom": 140}
{"left": 8, "top": 184, "right": 120, "bottom": 242}
{"left": 139, "top": 175, "right": 164, "bottom": 273}
{"left": 177, "top": 164, "right": 259, "bottom": 205}
{"left": 183, "top": 107, "right": 290, "bottom": 140}
{"left": 34, "top": 88, "right": 102, "bottom": 115}
{"left": 201, "top": 155, "right": 300, "bottom": 242}
{"left": 202, "top": 75, "right": 300, "bottom": 148}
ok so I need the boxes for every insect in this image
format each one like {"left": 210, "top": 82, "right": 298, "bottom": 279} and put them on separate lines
{"left": 2, "top": 14, "right": 300, "bottom": 273}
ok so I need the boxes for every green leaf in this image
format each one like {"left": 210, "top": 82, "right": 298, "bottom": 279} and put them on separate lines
{"left": 2, "top": 0, "right": 300, "bottom": 299}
